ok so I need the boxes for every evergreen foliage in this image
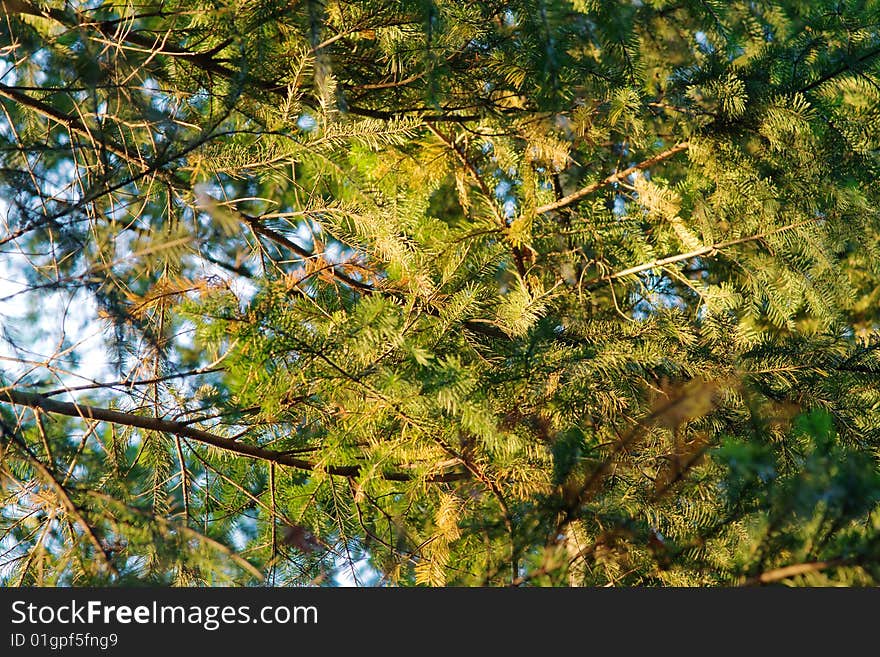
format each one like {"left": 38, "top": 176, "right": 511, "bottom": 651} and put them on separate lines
{"left": 1, "top": 0, "right": 879, "bottom": 586}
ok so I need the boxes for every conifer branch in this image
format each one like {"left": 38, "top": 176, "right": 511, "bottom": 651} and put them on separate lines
{"left": 535, "top": 142, "right": 690, "bottom": 215}
{"left": 2, "top": 2, "right": 478, "bottom": 123}
{"left": 427, "top": 123, "right": 530, "bottom": 278}
{"left": 0, "top": 83, "right": 383, "bottom": 301}
{"left": 0, "top": 421, "right": 119, "bottom": 578}
{"left": 2, "top": 1, "right": 269, "bottom": 93}
{"left": 426, "top": 123, "right": 503, "bottom": 222}
{"left": 241, "top": 214, "right": 376, "bottom": 294}
{"left": 584, "top": 218, "right": 821, "bottom": 288}
{"left": 83, "top": 490, "right": 265, "bottom": 581}
{"left": 5, "top": 0, "right": 880, "bottom": 587}
{"left": 0, "top": 82, "right": 225, "bottom": 221}
{"left": 40, "top": 367, "right": 225, "bottom": 398}
{"left": 743, "top": 558, "right": 848, "bottom": 585}
{"left": 0, "top": 388, "right": 467, "bottom": 483}
{"left": 0, "top": 83, "right": 148, "bottom": 168}
{"left": 800, "top": 46, "right": 880, "bottom": 93}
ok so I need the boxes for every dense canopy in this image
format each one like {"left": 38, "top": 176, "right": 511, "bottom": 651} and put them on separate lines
{"left": 2, "top": 0, "right": 880, "bottom": 586}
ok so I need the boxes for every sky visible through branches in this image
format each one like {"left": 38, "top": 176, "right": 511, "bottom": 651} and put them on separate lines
{"left": 2, "top": 0, "right": 880, "bottom": 587}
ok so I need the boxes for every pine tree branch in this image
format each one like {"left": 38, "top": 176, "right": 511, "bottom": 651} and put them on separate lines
{"left": 799, "top": 46, "right": 880, "bottom": 93}
{"left": 0, "top": 82, "right": 388, "bottom": 303}
{"left": 83, "top": 490, "right": 265, "bottom": 581}
{"left": 743, "top": 558, "right": 847, "bottom": 585}
{"left": 0, "top": 82, "right": 227, "bottom": 223}
{"left": 0, "top": 83, "right": 148, "bottom": 169}
{"left": 3, "top": 1, "right": 262, "bottom": 91}
{"left": 3, "top": 2, "right": 477, "bottom": 123}
{"left": 0, "top": 388, "right": 467, "bottom": 483}
{"left": 237, "top": 211, "right": 511, "bottom": 341}
{"left": 427, "top": 123, "right": 530, "bottom": 279}
{"left": 535, "top": 142, "right": 690, "bottom": 215}
{"left": 241, "top": 214, "right": 377, "bottom": 294}
{"left": 40, "top": 367, "right": 226, "bottom": 398}
{"left": 0, "top": 420, "right": 119, "bottom": 578}
{"left": 426, "top": 123, "right": 502, "bottom": 222}
{"left": 0, "top": 82, "right": 514, "bottom": 345}
{"left": 584, "top": 218, "right": 821, "bottom": 288}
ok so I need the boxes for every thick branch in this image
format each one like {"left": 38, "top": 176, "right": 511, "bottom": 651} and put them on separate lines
{"left": 0, "top": 388, "right": 466, "bottom": 483}
{"left": 535, "top": 142, "right": 690, "bottom": 215}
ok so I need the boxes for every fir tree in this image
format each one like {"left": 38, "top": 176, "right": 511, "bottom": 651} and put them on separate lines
{"left": 1, "top": 0, "right": 880, "bottom": 586}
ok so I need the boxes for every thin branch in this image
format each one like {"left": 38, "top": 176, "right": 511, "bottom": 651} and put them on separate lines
{"left": 799, "top": 46, "right": 880, "bottom": 93}
{"left": 426, "top": 123, "right": 504, "bottom": 226}
{"left": 40, "top": 366, "right": 225, "bottom": 398}
{"left": 85, "top": 490, "right": 264, "bottom": 581}
{"left": 0, "top": 83, "right": 147, "bottom": 168}
{"left": 0, "top": 421, "right": 119, "bottom": 577}
{"left": 535, "top": 142, "right": 690, "bottom": 215}
{"left": 584, "top": 218, "right": 821, "bottom": 289}
{"left": 241, "top": 213, "right": 376, "bottom": 294}
{"left": 743, "top": 558, "right": 847, "bottom": 585}
{"left": 0, "top": 388, "right": 467, "bottom": 483}
{"left": 4, "top": 2, "right": 476, "bottom": 123}
{"left": 426, "top": 123, "right": 530, "bottom": 279}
